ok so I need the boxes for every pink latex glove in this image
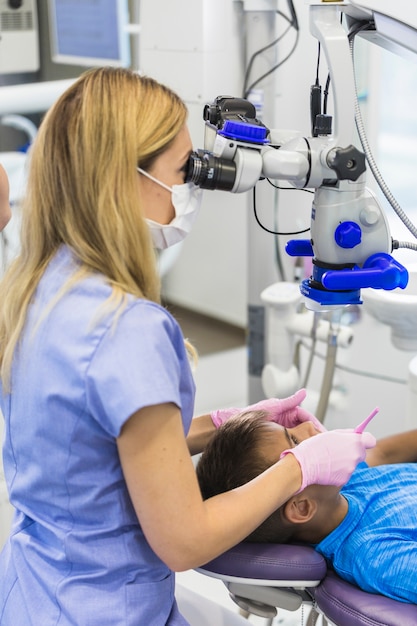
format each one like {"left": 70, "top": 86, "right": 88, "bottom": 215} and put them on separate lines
{"left": 210, "top": 388, "right": 326, "bottom": 432}
{"left": 281, "top": 429, "right": 376, "bottom": 491}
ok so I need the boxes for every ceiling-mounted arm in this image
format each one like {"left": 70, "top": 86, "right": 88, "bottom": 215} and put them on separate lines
{"left": 309, "top": 3, "right": 357, "bottom": 148}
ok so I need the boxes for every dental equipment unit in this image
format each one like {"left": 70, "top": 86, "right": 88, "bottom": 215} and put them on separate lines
{"left": 185, "top": 0, "right": 417, "bottom": 423}
{"left": 192, "top": 1, "right": 417, "bottom": 623}
{"left": 185, "top": 0, "right": 417, "bottom": 313}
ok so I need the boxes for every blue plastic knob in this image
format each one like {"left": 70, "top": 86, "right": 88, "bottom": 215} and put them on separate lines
{"left": 334, "top": 221, "right": 362, "bottom": 249}
{"left": 322, "top": 253, "right": 409, "bottom": 291}
{"left": 219, "top": 120, "right": 270, "bottom": 144}
{"left": 285, "top": 239, "right": 314, "bottom": 257}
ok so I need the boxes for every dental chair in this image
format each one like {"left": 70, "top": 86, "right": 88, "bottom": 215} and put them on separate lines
{"left": 197, "top": 542, "right": 417, "bottom": 625}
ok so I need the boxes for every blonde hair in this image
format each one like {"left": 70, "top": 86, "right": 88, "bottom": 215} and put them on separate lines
{"left": 0, "top": 66, "right": 188, "bottom": 388}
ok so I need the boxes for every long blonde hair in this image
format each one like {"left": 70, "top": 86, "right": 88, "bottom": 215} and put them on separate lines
{"left": 0, "top": 66, "right": 188, "bottom": 388}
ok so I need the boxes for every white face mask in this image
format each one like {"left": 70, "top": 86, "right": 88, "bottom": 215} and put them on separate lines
{"left": 138, "top": 167, "right": 203, "bottom": 250}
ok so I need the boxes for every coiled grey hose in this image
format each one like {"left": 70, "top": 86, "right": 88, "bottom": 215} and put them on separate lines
{"left": 350, "top": 38, "right": 417, "bottom": 249}
{"left": 313, "top": 36, "right": 417, "bottom": 424}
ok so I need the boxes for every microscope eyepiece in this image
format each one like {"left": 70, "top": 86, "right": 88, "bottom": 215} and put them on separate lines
{"left": 186, "top": 150, "right": 236, "bottom": 191}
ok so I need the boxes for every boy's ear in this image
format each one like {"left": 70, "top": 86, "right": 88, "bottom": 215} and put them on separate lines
{"left": 283, "top": 495, "right": 317, "bottom": 525}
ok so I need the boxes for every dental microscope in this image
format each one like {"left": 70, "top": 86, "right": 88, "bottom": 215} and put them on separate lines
{"left": 186, "top": 0, "right": 417, "bottom": 425}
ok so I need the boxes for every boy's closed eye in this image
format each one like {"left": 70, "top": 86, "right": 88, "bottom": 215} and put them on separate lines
{"left": 284, "top": 428, "right": 299, "bottom": 447}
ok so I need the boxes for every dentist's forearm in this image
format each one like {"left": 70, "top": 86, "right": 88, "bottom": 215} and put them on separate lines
{"left": 186, "top": 414, "right": 216, "bottom": 455}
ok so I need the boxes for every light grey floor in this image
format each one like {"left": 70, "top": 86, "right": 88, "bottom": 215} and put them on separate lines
{"left": 166, "top": 302, "right": 246, "bottom": 357}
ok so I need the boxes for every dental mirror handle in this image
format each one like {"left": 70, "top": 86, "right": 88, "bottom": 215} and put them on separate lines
{"left": 354, "top": 407, "right": 379, "bottom": 433}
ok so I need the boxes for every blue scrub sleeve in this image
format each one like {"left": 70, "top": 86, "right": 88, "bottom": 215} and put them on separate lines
{"left": 85, "top": 300, "right": 193, "bottom": 438}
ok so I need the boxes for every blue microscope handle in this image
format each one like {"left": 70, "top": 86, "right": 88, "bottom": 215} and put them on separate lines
{"left": 322, "top": 253, "right": 409, "bottom": 291}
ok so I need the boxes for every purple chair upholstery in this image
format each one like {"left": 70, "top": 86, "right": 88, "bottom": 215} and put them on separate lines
{"left": 198, "top": 543, "right": 327, "bottom": 619}
{"left": 314, "top": 570, "right": 417, "bottom": 626}
{"left": 198, "top": 543, "right": 417, "bottom": 625}
{"left": 199, "top": 542, "right": 326, "bottom": 583}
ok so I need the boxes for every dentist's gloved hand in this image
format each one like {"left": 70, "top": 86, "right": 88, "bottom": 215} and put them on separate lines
{"left": 280, "top": 429, "right": 376, "bottom": 492}
{"left": 210, "top": 388, "right": 326, "bottom": 432}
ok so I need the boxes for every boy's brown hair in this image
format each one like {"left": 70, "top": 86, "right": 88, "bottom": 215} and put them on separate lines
{"left": 196, "top": 411, "right": 293, "bottom": 543}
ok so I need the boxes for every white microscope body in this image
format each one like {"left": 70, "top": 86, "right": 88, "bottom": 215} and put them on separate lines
{"left": 187, "top": 0, "right": 417, "bottom": 422}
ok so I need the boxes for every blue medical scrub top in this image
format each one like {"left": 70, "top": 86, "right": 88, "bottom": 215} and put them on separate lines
{"left": 0, "top": 245, "right": 195, "bottom": 625}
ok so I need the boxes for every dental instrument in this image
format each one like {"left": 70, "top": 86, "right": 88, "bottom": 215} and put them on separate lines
{"left": 354, "top": 406, "right": 379, "bottom": 433}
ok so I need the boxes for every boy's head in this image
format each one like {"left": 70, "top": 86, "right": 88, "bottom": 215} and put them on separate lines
{"left": 196, "top": 410, "right": 323, "bottom": 543}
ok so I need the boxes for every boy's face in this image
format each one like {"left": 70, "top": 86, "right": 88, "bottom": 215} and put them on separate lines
{"left": 260, "top": 421, "right": 342, "bottom": 505}
{"left": 261, "top": 421, "right": 319, "bottom": 465}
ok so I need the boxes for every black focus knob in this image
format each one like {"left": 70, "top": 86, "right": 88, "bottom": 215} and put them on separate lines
{"left": 327, "top": 145, "right": 366, "bottom": 181}
{"left": 8, "top": 0, "right": 23, "bottom": 8}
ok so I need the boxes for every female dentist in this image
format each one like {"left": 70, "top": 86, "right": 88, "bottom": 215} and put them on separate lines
{"left": 0, "top": 67, "right": 374, "bottom": 625}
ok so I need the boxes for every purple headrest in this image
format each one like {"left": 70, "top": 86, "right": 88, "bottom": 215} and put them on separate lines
{"left": 200, "top": 542, "right": 326, "bottom": 582}
{"left": 314, "top": 570, "right": 417, "bottom": 626}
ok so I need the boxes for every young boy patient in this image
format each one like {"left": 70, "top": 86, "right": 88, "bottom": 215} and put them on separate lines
{"left": 196, "top": 411, "right": 417, "bottom": 604}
